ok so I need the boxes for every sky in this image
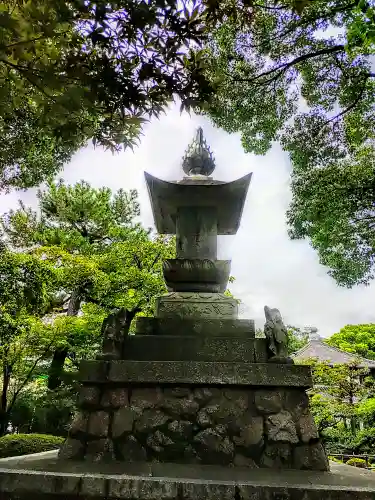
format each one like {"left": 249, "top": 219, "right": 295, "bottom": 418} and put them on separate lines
{"left": 1, "top": 103, "right": 375, "bottom": 336}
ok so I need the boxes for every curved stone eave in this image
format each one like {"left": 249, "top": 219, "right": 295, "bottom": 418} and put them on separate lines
{"left": 144, "top": 172, "right": 252, "bottom": 235}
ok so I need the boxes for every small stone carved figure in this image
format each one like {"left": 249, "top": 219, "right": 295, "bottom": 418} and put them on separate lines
{"left": 264, "top": 305, "right": 293, "bottom": 364}
{"left": 97, "top": 308, "right": 130, "bottom": 360}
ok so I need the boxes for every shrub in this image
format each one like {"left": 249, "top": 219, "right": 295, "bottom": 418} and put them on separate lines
{"left": 345, "top": 458, "right": 367, "bottom": 468}
{"left": 0, "top": 433, "right": 64, "bottom": 458}
{"left": 328, "top": 456, "right": 343, "bottom": 463}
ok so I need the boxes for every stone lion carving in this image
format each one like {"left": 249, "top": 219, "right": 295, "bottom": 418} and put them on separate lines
{"left": 97, "top": 308, "right": 130, "bottom": 360}
{"left": 264, "top": 305, "right": 293, "bottom": 364}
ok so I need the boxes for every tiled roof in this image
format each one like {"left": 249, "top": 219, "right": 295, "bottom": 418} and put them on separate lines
{"left": 293, "top": 337, "right": 375, "bottom": 368}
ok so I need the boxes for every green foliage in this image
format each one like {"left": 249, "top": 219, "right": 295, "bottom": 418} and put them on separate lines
{"left": 0, "top": 248, "right": 60, "bottom": 433}
{"left": 1, "top": 180, "right": 174, "bottom": 389}
{"left": 323, "top": 427, "right": 375, "bottom": 455}
{"left": 322, "top": 426, "right": 356, "bottom": 454}
{"left": 10, "top": 380, "right": 77, "bottom": 436}
{"left": 309, "top": 393, "right": 338, "bottom": 435}
{"left": 346, "top": 457, "right": 368, "bottom": 468}
{"left": 0, "top": 0, "right": 251, "bottom": 190}
{"left": 356, "top": 397, "right": 375, "bottom": 426}
{"left": 2, "top": 179, "right": 140, "bottom": 250}
{"left": 0, "top": 315, "right": 61, "bottom": 432}
{"left": 327, "top": 324, "right": 375, "bottom": 360}
{"left": 307, "top": 360, "right": 371, "bottom": 440}
{"left": 303, "top": 358, "right": 375, "bottom": 454}
{"left": 0, "top": 433, "right": 63, "bottom": 458}
{"left": 350, "top": 427, "right": 375, "bottom": 454}
{"left": 0, "top": 250, "right": 55, "bottom": 318}
{"left": 346, "top": 0, "right": 375, "bottom": 54}
{"left": 311, "top": 360, "right": 369, "bottom": 406}
{"left": 199, "top": 1, "right": 375, "bottom": 287}
{"left": 286, "top": 326, "right": 308, "bottom": 354}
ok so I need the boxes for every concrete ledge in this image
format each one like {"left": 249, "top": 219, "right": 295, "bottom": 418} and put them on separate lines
{"left": 0, "top": 460, "right": 374, "bottom": 499}
{"left": 79, "top": 360, "right": 312, "bottom": 387}
{"left": 135, "top": 317, "right": 255, "bottom": 337}
{"left": 123, "top": 336, "right": 267, "bottom": 362}
{"left": 0, "top": 450, "right": 58, "bottom": 466}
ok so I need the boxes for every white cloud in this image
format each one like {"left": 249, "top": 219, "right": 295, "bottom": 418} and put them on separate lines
{"left": 1, "top": 103, "right": 375, "bottom": 336}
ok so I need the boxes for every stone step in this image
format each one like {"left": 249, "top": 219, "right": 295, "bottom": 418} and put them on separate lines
{"left": 123, "top": 335, "right": 266, "bottom": 362}
{"left": 135, "top": 317, "right": 255, "bottom": 337}
{"left": 79, "top": 360, "right": 312, "bottom": 387}
{"left": 0, "top": 459, "right": 372, "bottom": 498}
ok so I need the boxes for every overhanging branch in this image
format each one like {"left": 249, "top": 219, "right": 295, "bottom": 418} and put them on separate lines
{"left": 235, "top": 45, "right": 345, "bottom": 86}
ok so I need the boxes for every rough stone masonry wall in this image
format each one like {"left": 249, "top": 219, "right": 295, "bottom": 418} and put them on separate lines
{"left": 60, "top": 384, "right": 328, "bottom": 471}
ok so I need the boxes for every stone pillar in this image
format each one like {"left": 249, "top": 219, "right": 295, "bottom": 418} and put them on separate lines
{"left": 176, "top": 207, "right": 217, "bottom": 260}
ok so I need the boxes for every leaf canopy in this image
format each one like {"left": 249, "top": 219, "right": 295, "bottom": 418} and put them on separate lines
{"left": 0, "top": 0, "right": 251, "bottom": 190}
{"left": 198, "top": 0, "right": 375, "bottom": 286}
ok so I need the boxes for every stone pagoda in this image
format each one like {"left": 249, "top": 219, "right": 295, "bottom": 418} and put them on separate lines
{"left": 2, "top": 128, "right": 374, "bottom": 500}
{"left": 57, "top": 127, "right": 328, "bottom": 471}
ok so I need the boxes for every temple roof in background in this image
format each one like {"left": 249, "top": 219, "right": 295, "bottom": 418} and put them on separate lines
{"left": 293, "top": 334, "right": 375, "bottom": 369}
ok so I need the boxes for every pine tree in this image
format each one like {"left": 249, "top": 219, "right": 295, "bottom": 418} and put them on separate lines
{"left": 1, "top": 180, "right": 174, "bottom": 388}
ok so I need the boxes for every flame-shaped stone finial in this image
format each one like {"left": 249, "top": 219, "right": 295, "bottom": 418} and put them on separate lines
{"left": 182, "top": 127, "right": 216, "bottom": 176}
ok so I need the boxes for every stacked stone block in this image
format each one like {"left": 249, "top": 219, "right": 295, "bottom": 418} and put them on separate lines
{"left": 61, "top": 379, "right": 327, "bottom": 471}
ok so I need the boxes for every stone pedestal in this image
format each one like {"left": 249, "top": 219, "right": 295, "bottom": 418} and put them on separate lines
{"left": 60, "top": 360, "right": 327, "bottom": 471}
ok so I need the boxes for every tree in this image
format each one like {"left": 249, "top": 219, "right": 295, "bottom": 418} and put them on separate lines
{"left": 286, "top": 325, "right": 309, "bottom": 354}
{"left": 0, "top": 0, "right": 251, "bottom": 191}
{"left": 0, "top": 250, "right": 58, "bottom": 435}
{"left": 43, "top": 232, "right": 174, "bottom": 388}
{"left": 199, "top": 1, "right": 375, "bottom": 287}
{"left": 1, "top": 180, "right": 174, "bottom": 388}
{"left": 327, "top": 324, "right": 375, "bottom": 360}
{"left": 306, "top": 360, "right": 372, "bottom": 439}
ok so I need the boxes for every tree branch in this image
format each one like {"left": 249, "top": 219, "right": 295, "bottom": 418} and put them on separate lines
{"left": 323, "top": 74, "right": 372, "bottom": 127}
{"left": 236, "top": 45, "right": 345, "bottom": 85}
{"left": 242, "top": 2, "right": 356, "bottom": 52}
{"left": 148, "top": 252, "right": 161, "bottom": 271}
{"left": 0, "top": 59, "right": 56, "bottom": 101}
{"left": 4, "top": 30, "right": 71, "bottom": 50}
{"left": 353, "top": 215, "right": 375, "bottom": 224}
{"left": 4, "top": 36, "right": 46, "bottom": 49}
{"left": 324, "top": 91, "right": 366, "bottom": 126}
{"left": 278, "top": 2, "right": 357, "bottom": 39}
{"left": 133, "top": 254, "right": 142, "bottom": 270}
{"left": 252, "top": 3, "right": 288, "bottom": 10}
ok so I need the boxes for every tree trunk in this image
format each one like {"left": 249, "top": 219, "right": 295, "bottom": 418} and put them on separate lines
{"left": 48, "top": 289, "right": 81, "bottom": 390}
{"left": 349, "top": 387, "right": 356, "bottom": 435}
{"left": 0, "top": 364, "right": 11, "bottom": 436}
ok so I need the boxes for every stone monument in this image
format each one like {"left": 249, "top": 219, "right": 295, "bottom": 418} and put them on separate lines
{"left": 1, "top": 128, "right": 372, "bottom": 500}
{"left": 57, "top": 127, "right": 328, "bottom": 470}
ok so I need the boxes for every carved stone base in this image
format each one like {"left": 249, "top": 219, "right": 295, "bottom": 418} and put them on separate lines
{"left": 60, "top": 383, "right": 328, "bottom": 471}
{"left": 163, "top": 259, "right": 231, "bottom": 293}
{"left": 155, "top": 293, "right": 238, "bottom": 319}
